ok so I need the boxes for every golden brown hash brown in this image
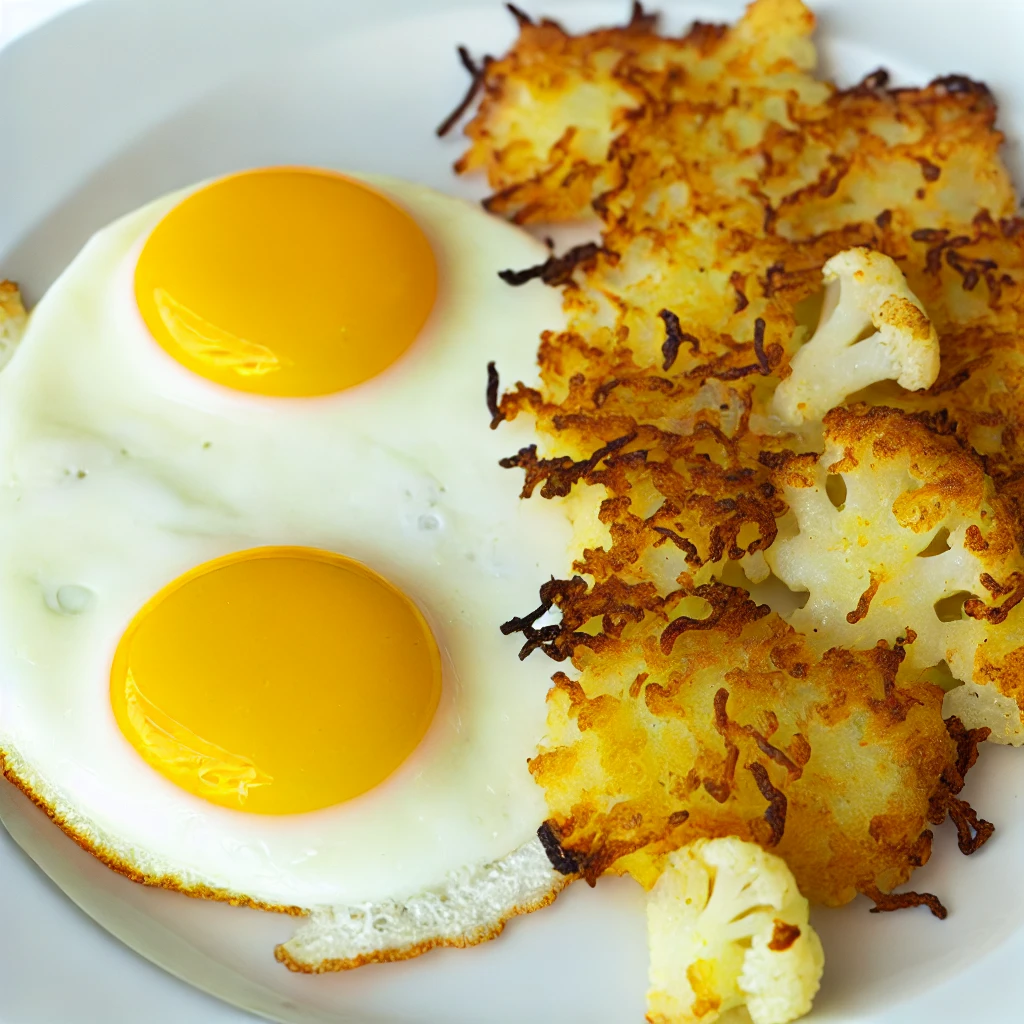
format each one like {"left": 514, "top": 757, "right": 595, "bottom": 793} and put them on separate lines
{"left": 449, "top": 0, "right": 1024, "bottom": 904}
{"left": 529, "top": 603, "right": 982, "bottom": 906}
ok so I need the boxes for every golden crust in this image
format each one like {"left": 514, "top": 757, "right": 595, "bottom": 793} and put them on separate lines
{"left": 459, "top": 0, "right": 823, "bottom": 224}
{"left": 459, "top": 0, "right": 1008, "bottom": 901}
{"left": 820, "top": 404, "right": 987, "bottom": 533}
{"left": 526, "top": 586, "right": 965, "bottom": 905}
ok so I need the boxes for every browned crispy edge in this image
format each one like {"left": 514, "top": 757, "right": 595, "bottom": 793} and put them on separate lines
{"left": 273, "top": 874, "right": 569, "bottom": 972}
{"left": 2, "top": 746, "right": 571, "bottom": 971}
{"left": 0, "top": 746, "right": 306, "bottom": 916}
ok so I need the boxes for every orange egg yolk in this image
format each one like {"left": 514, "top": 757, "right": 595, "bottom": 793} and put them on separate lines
{"left": 110, "top": 548, "right": 442, "bottom": 815}
{"left": 134, "top": 169, "right": 437, "bottom": 397}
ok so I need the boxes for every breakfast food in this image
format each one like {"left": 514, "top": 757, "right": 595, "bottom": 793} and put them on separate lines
{"left": 0, "top": 169, "right": 579, "bottom": 969}
{"left": 443, "top": 0, "right": 1024, "bottom": 1017}
{"left": 646, "top": 837, "right": 823, "bottom": 1024}
{"left": 770, "top": 249, "right": 940, "bottom": 425}
{"left": 1, "top": 0, "right": 1019, "bottom": 1014}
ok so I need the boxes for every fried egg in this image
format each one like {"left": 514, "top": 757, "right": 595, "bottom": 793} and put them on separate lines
{"left": 0, "top": 169, "right": 573, "bottom": 967}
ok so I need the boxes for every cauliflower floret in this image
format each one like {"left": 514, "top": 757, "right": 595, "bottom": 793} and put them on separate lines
{"left": 772, "top": 249, "right": 939, "bottom": 425}
{"left": 646, "top": 837, "right": 823, "bottom": 1024}
{"left": 765, "top": 404, "right": 1024, "bottom": 743}
{"left": 0, "top": 281, "right": 27, "bottom": 371}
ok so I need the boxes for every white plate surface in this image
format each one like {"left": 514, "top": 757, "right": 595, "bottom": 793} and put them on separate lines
{"left": 1, "top": 0, "right": 1023, "bottom": 1021}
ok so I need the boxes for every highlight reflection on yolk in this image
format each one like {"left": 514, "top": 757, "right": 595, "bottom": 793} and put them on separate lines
{"left": 110, "top": 548, "right": 442, "bottom": 815}
{"left": 134, "top": 169, "right": 437, "bottom": 397}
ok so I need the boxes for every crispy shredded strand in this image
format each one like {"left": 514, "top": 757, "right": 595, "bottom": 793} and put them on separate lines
{"left": 863, "top": 886, "right": 948, "bottom": 920}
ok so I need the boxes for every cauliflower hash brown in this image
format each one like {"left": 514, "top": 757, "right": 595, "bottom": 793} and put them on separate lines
{"left": 448, "top": 0, "right": 1024, "bottom": 919}
{"left": 0, "top": 0, "right": 1014, "bottom": 1010}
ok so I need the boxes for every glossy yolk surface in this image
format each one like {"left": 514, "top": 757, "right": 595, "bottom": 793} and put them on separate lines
{"left": 134, "top": 169, "right": 437, "bottom": 397}
{"left": 110, "top": 548, "right": 442, "bottom": 814}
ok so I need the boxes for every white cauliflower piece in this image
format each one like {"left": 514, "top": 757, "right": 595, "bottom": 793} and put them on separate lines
{"left": 0, "top": 281, "right": 27, "bottom": 371}
{"left": 772, "top": 248, "right": 939, "bottom": 425}
{"left": 765, "top": 404, "right": 1024, "bottom": 743}
{"left": 646, "top": 837, "right": 824, "bottom": 1024}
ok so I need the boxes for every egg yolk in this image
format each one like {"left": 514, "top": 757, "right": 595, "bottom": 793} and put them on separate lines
{"left": 134, "top": 169, "right": 437, "bottom": 397}
{"left": 110, "top": 548, "right": 442, "bottom": 815}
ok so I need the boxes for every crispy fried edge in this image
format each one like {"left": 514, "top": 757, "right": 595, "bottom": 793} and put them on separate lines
{"left": 0, "top": 747, "right": 306, "bottom": 915}
{"left": 272, "top": 875, "right": 569, "bottom": 972}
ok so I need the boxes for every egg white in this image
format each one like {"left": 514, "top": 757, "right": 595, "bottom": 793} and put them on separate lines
{"left": 0, "top": 175, "right": 572, "bottom": 911}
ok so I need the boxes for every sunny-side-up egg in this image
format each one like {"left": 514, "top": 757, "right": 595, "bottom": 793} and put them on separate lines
{"left": 0, "top": 168, "right": 576, "bottom": 970}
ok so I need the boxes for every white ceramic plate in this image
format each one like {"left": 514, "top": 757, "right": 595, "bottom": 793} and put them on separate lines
{"left": 2, "top": 0, "right": 1024, "bottom": 1021}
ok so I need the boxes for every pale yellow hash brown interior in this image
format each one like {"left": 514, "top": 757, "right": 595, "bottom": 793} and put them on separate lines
{"left": 455, "top": 0, "right": 1024, "bottom": 907}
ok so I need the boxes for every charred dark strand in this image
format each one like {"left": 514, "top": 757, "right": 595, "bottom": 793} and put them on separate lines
{"left": 506, "top": 3, "right": 534, "bottom": 26}
{"left": 651, "top": 526, "right": 702, "bottom": 566}
{"left": 457, "top": 45, "right": 477, "bottom": 74}
{"left": 748, "top": 731, "right": 802, "bottom": 780}
{"left": 659, "top": 309, "right": 682, "bottom": 370}
{"left": 658, "top": 308, "right": 699, "bottom": 371}
{"left": 703, "top": 778, "right": 731, "bottom": 803}
{"left": 932, "top": 74, "right": 990, "bottom": 97}
{"left": 691, "top": 361, "right": 763, "bottom": 382}
{"left": 498, "top": 266, "right": 544, "bottom": 286}
{"left": 712, "top": 686, "right": 730, "bottom": 732}
{"left": 499, "top": 432, "right": 636, "bottom": 500}
{"left": 764, "top": 262, "right": 785, "bottom": 297}
{"left": 860, "top": 68, "right": 891, "bottom": 91}
{"left": 946, "top": 716, "right": 991, "bottom": 782}
{"left": 702, "top": 688, "right": 740, "bottom": 802}
{"left": 500, "top": 575, "right": 593, "bottom": 661}
{"left": 661, "top": 589, "right": 770, "bottom": 654}
{"left": 747, "top": 761, "right": 787, "bottom": 846}
{"left": 627, "top": 1, "right": 659, "bottom": 30}
{"left": 436, "top": 46, "right": 491, "bottom": 138}
{"left": 537, "top": 821, "right": 580, "bottom": 875}
{"left": 947, "top": 796, "right": 995, "bottom": 855}
{"left": 683, "top": 319, "right": 776, "bottom": 383}
{"left": 517, "top": 624, "right": 567, "bottom": 661}
{"left": 863, "top": 886, "right": 948, "bottom": 920}
{"left": 500, "top": 596, "right": 553, "bottom": 636}
{"left": 486, "top": 361, "right": 504, "bottom": 429}
{"left": 499, "top": 242, "right": 602, "bottom": 288}
{"left": 752, "top": 318, "right": 770, "bottom": 373}
{"left": 730, "top": 271, "right": 749, "bottom": 313}
{"left": 592, "top": 378, "right": 623, "bottom": 408}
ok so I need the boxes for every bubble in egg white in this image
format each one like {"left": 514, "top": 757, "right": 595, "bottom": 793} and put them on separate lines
{"left": 57, "top": 585, "right": 93, "bottom": 614}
